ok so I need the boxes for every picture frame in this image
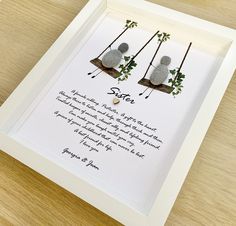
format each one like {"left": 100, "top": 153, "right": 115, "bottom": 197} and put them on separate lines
{"left": 0, "top": 0, "right": 236, "bottom": 225}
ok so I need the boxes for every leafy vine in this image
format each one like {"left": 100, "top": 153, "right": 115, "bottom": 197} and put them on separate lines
{"left": 118, "top": 56, "right": 137, "bottom": 82}
{"left": 168, "top": 68, "right": 186, "bottom": 97}
{"left": 157, "top": 32, "right": 171, "bottom": 42}
{"left": 125, "top": 20, "right": 138, "bottom": 29}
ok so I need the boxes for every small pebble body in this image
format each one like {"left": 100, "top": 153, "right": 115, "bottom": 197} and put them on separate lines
{"left": 102, "top": 50, "right": 122, "bottom": 68}
{"left": 102, "top": 43, "right": 129, "bottom": 68}
{"left": 150, "top": 56, "right": 171, "bottom": 86}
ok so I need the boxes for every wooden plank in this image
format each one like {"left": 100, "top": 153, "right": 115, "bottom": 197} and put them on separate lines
{"left": 90, "top": 58, "right": 120, "bottom": 79}
{"left": 138, "top": 78, "right": 174, "bottom": 94}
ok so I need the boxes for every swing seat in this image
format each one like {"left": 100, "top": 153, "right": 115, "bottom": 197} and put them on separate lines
{"left": 90, "top": 58, "right": 121, "bottom": 79}
{"left": 138, "top": 78, "right": 174, "bottom": 94}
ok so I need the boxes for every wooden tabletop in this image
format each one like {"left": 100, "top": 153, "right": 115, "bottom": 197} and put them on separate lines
{"left": 0, "top": 0, "right": 235, "bottom": 225}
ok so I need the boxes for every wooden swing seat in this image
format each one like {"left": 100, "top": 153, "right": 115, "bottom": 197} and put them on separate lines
{"left": 138, "top": 78, "right": 174, "bottom": 94}
{"left": 90, "top": 58, "right": 120, "bottom": 79}
{"left": 90, "top": 58, "right": 174, "bottom": 94}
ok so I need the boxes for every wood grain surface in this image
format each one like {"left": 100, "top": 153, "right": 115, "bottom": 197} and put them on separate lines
{"left": 0, "top": 0, "right": 236, "bottom": 225}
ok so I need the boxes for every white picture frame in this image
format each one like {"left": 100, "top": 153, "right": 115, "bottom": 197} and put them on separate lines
{"left": 0, "top": 0, "right": 236, "bottom": 225}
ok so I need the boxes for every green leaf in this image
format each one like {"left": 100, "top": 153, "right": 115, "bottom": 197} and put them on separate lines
{"left": 124, "top": 56, "right": 130, "bottom": 61}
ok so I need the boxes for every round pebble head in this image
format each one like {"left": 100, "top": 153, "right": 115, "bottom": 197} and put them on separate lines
{"left": 118, "top": 43, "right": 129, "bottom": 53}
{"left": 160, "top": 56, "right": 171, "bottom": 66}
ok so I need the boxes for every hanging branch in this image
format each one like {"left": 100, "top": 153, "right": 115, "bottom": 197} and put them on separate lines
{"left": 142, "top": 32, "right": 170, "bottom": 79}
{"left": 168, "top": 42, "right": 192, "bottom": 97}
{"left": 118, "top": 30, "right": 160, "bottom": 81}
{"left": 96, "top": 20, "right": 138, "bottom": 59}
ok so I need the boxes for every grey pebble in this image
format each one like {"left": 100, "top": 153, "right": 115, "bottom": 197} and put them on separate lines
{"left": 160, "top": 56, "right": 171, "bottom": 66}
{"left": 150, "top": 56, "right": 171, "bottom": 85}
{"left": 118, "top": 43, "right": 129, "bottom": 53}
{"left": 102, "top": 43, "right": 129, "bottom": 68}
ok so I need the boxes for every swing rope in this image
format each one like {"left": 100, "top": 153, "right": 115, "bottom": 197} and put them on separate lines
{"left": 119, "top": 30, "right": 160, "bottom": 75}
{"left": 96, "top": 22, "right": 136, "bottom": 59}
{"left": 173, "top": 42, "right": 192, "bottom": 83}
{"left": 142, "top": 34, "right": 166, "bottom": 79}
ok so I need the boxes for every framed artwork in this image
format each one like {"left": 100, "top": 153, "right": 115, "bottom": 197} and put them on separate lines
{"left": 0, "top": 0, "right": 236, "bottom": 225}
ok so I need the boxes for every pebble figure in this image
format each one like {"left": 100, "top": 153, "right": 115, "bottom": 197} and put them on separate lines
{"left": 139, "top": 55, "right": 171, "bottom": 99}
{"left": 102, "top": 43, "right": 129, "bottom": 68}
{"left": 150, "top": 56, "right": 171, "bottom": 85}
{"left": 88, "top": 43, "right": 129, "bottom": 79}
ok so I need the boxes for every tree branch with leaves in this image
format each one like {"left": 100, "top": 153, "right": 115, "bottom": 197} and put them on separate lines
{"left": 168, "top": 69, "right": 186, "bottom": 97}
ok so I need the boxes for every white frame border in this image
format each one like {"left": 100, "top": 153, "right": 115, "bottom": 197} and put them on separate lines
{"left": 0, "top": 1, "right": 236, "bottom": 225}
